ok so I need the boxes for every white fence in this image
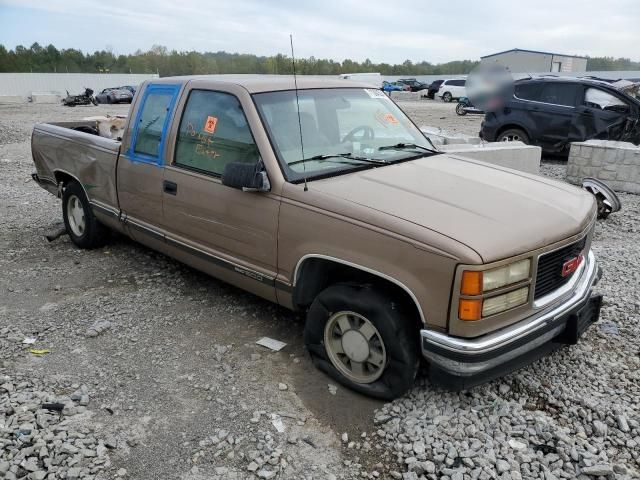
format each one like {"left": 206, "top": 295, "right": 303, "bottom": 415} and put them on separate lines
{"left": 0, "top": 73, "right": 159, "bottom": 100}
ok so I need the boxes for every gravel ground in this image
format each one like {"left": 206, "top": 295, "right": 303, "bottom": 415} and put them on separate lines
{"left": 1, "top": 98, "right": 638, "bottom": 480}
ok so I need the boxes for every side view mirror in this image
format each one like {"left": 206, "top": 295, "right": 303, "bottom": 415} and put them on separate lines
{"left": 222, "top": 161, "right": 270, "bottom": 192}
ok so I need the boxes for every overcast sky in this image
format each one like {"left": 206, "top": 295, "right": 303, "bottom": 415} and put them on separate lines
{"left": 0, "top": 0, "right": 638, "bottom": 64}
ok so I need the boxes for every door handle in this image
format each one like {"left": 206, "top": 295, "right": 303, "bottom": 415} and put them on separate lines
{"left": 163, "top": 180, "right": 177, "bottom": 195}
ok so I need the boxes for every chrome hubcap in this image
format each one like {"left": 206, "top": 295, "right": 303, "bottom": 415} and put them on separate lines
{"left": 67, "top": 195, "right": 86, "bottom": 237}
{"left": 324, "top": 311, "right": 387, "bottom": 384}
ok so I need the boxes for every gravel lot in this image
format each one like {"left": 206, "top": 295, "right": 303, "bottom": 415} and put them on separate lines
{"left": 0, "top": 96, "right": 638, "bottom": 480}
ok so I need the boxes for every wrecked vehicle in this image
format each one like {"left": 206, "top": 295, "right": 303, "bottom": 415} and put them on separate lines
{"left": 481, "top": 76, "right": 640, "bottom": 154}
{"left": 62, "top": 87, "right": 98, "bottom": 107}
{"left": 32, "top": 76, "right": 602, "bottom": 399}
{"left": 95, "top": 87, "right": 134, "bottom": 104}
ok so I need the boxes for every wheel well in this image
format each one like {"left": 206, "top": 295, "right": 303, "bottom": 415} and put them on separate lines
{"left": 293, "top": 257, "right": 424, "bottom": 328}
{"left": 54, "top": 170, "right": 75, "bottom": 186}
{"left": 53, "top": 171, "right": 88, "bottom": 199}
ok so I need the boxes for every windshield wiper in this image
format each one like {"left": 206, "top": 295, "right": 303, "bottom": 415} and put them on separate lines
{"left": 288, "top": 153, "right": 387, "bottom": 167}
{"left": 378, "top": 143, "right": 435, "bottom": 152}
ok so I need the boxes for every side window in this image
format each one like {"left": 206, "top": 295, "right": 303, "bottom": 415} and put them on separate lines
{"left": 133, "top": 90, "right": 175, "bottom": 161}
{"left": 584, "top": 88, "right": 628, "bottom": 111}
{"left": 514, "top": 83, "right": 542, "bottom": 101}
{"left": 174, "top": 90, "right": 259, "bottom": 176}
{"left": 537, "top": 83, "right": 579, "bottom": 107}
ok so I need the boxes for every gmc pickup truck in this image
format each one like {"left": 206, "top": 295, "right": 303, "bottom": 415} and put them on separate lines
{"left": 31, "top": 75, "right": 602, "bottom": 399}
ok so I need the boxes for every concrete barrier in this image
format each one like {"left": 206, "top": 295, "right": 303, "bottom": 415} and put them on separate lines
{"left": 0, "top": 95, "right": 24, "bottom": 104}
{"left": 31, "top": 93, "right": 61, "bottom": 104}
{"left": 567, "top": 140, "right": 640, "bottom": 194}
{"left": 438, "top": 142, "right": 541, "bottom": 175}
{"left": 421, "top": 126, "right": 482, "bottom": 146}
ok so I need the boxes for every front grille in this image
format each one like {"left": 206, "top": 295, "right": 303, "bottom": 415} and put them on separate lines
{"left": 534, "top": 237, "right": 587, "bottom": 300}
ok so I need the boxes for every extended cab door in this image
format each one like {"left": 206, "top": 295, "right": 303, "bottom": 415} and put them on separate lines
{"left": 161, "top": 84, "right": 280, "bottom": 301}
{"left": 117, "top": 83, "right": 181, "bottom": 241}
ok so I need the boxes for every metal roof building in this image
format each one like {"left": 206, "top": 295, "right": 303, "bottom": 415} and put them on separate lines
{"left": 480, "top": 49, "right": 588, "bottom": 74}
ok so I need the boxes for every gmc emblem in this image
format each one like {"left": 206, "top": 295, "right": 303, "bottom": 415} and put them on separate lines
{"left": 561, "top": 254, "right": 584, "bottom": 277}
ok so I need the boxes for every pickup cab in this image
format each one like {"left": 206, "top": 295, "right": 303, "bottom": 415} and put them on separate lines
{"left": 31, "top": 76, "right": 602, "bottom": 399}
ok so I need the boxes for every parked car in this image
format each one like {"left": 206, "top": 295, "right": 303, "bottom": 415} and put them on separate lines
{"left": 95, "top": 88, "right": 134, "bottom": 104}
{"left": 382, "top": 81, "right": 407, "bottom": 92}
{"left": 117, "top": 85, "right": 137, "bottom": 95}
{"left": 480, "top": 77, "right": 640, "bottom": 154}
{"left": 396, "top": 78, "right": 428, "bottom": 92}
{"left": 423, "top": 79, "right": 444, "bottom": 99}
{"left": 31, "top": 75, "right": 602, "bottom": 399}
{"left": 438, "top": 79, "right": 467, "bottom": 102}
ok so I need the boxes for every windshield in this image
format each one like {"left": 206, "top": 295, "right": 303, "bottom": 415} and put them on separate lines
{"left": 253, "top": 88, "right": 435, "bottom": 181}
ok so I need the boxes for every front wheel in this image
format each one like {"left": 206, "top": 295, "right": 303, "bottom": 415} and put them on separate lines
{"left": 62, "top": 181, "right": 108, "bottom": 249}
{"left": 455, "top": 103, "right": 467, "bottom": 115}
{"left": 304, "top": 284, "right": 419, "bottom": 400}
{"left": 442, "top": 92, "right": 453, "bottom": 102}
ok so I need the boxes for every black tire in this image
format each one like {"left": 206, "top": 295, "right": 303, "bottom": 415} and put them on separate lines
{"left": 62, "top": 181, "right": 108, "bottom": 249}
{"left": 304, "top": 284, "right": 419, "bottom": 400}
{"left": 455, "top": 103, "right": 467, "bottom": 116}
{"left": 498, "top": 128, "right": 529, "bottom": 144}
{"left": 442, "top": 92, "right": 453, "bottom": 102}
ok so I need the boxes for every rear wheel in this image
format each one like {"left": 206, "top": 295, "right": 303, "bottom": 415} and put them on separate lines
{"left": 62, "top": 181, "right": 108, "bottom": 249}
{"left": 442, "top": 92, "right": 453, "bottom": 102}
{"left": 304, "top": 284, "right": 419, "bottom": 400}
{"left": 499, "top": 128, "right": 529, "bottom": 144}
{"left": 455, "top": 103, "right": 467, "bottom": 115}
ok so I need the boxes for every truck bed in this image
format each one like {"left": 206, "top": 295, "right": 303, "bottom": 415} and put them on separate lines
{"left": 31, "top": 120, "right": 122, "bottom": 213}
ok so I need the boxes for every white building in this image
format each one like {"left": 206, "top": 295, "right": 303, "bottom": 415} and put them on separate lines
{"left": 480, "top": 49, "right": 588, "bottom": 74}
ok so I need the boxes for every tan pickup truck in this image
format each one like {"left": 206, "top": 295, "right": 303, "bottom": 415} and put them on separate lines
{"left": 31, "top": 75, "right": 602, "bottom": 399}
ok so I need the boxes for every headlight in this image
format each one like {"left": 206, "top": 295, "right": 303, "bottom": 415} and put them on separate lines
{"left": 482, "top": 287, "right": 529, "bottom": 316}
{"left": 458, "top": 258, "right": 532, "bottom": 320}
{"left": 482, "top": 259, "right": 530, "bottom": 291}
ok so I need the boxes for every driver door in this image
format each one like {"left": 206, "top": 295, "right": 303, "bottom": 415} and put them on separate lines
{"left": 162, "top": 85, "right": 280, "bottom": 301}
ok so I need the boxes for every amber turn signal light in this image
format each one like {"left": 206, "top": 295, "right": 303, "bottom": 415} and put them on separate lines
{"left": 459, "top": 299, "right": 482, "bottom": 321}
{"left": 461, "top": 271, "right": 483, "bottom": 295}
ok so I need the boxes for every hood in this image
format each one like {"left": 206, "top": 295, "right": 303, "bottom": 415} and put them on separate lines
{"left": 309, "top": 155, "right": 595, "bottom": 263}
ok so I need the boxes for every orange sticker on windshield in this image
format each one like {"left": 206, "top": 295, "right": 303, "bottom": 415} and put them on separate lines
{"left": 204, "top": 116, "right": 218, "bottom": 134}
{"left": 384, "top": 113, "right": 398, "bottom": 124}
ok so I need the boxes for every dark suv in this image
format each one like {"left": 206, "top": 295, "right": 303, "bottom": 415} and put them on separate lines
{"left": 396, "top": 78, "right": 428, "bottom": 92}
{"left": 480, "top": 77, "right": 640, "bottom": 154}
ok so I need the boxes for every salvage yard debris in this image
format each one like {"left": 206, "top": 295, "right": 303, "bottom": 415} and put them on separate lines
{"left": 255, "top": 337, "right": 287, "bottom": 352}
{"left": 28, "top": 348, "right": 50, "bottom": 356}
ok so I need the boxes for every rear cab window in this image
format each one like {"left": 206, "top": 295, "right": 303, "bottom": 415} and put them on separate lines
{"left": 129, "top": 84, "right": 181, "bottom": 164}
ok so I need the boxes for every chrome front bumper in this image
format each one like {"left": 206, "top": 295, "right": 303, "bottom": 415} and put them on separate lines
{"left": 421, "top": 250, "right": 601, "bottom": 384}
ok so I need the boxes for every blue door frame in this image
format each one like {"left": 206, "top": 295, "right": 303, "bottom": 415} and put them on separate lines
{"left": 126, "top": 84, "right": 181, "bottom": 165}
